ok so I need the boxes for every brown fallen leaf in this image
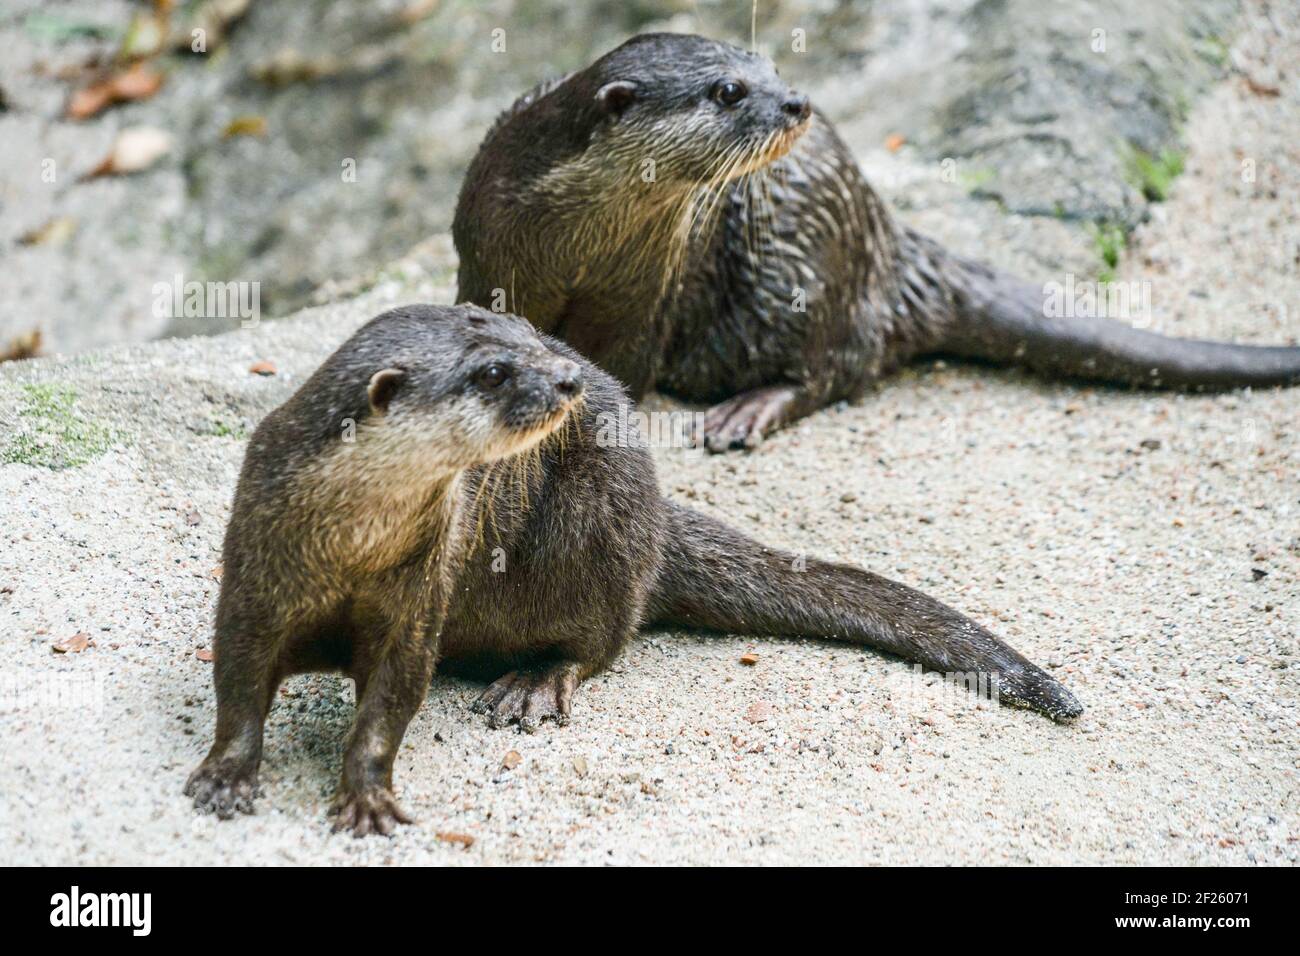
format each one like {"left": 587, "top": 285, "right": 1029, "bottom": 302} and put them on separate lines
{"left": 1244, "top": 75, "right": 1280, "bottom": 97}
{"left": 739, "top": 652, "right": 759, "bottom": 666}
{"left": 398, "top": 0, "right": 441, "bottom": 26}
{"left": 67, "top": 63, "right": 164, "bottom": 120}
{"left": 251, "top": 49, "right": 342, "bottom": 87}
{"left": 435, "top": 831, "right": 475, "bottom": 848}
{"left": 744, "top": 700, "right": 772, "bottom": 724}
{"left": 196, "top": 648, "right": 214, "bottom": 662}
{"left": 222, "top": 115, "right": 267, "bottom": 139}
{"left": 1, "top": 330, "right": 43, "bottom": 363}
{"left": 19, "top": 218, "right": 76, "bottom": 247}
{"left": 83, "top": 126, "right": 173, "bottom": 179}
{"left": 53, "top": 633, "right": 94, "bottom": 654}
{"left": 249, "top": 360, "right": 277, "bottom": 376}
{"left": 884, "top": 132, "right": 907, "bottom": 152}
{"left": 501, "top": 750, "right": 522, "bottom": 770}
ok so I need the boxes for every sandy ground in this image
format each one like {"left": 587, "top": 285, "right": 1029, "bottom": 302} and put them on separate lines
{"left": 1, "top": 8, "right": 1297, "bottom": 865}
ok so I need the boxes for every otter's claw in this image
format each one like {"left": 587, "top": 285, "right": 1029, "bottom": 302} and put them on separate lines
{"left": 185, "top": 761, "right": 258, "bottom": 819}
{"left": 698, "top": 385, "right": 799, "bottom": 452}
{"left": 329, "top": 786, "right": 413, "bottom": 838}
{"left": 473, "top": 664, "right": 579, "bottom": 732}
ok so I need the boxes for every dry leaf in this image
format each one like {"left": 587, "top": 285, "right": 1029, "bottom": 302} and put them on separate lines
{"left": 83, "top": 126, "right": 173, "bottom": 179}
{"left": 196, "top": 648, "right": 214, "bottom": 662}
{"left": 19, "top": 217, "right": 76, "bottom": 247}
{"left": 222, "top": 115, "right": 267, "bottom": 139}
{"left": 739, "top": 652, "right": 759, "bottom": 666}
{"left": 744, "top": 700, "right": 772, "bottom": 724}
{"left": 435, "top": 831, "right": 475, "bottom": 848}
{"left": 884, "top": 133, "right": 907, "bottom": 152}
{"left": 67, "top": 63, "right": 164, "bottom": 120}
{"left": 501, "top": 750, "right": 522, "bottom": 770}
{"left": 1, "top": 330, "right": 43, "bottom": 363}
{"left": 398, "top": 0, "right": 441, "bottom": 25}
{"left": 53, "top": 633, "right": 93, "bottom": 654}
{"left": 251, "top": 49, "right": 342, "bottom": 87}
{"left": 1244, "top": 75, "right": 1280, "bottom": 97}
{"left": 249, "top": 360, "right": 277, "bottom": 376}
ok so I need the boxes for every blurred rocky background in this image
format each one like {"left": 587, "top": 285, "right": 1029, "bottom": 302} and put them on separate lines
{"left": 0, "top": 0, "right": 1254, "bottom": 356}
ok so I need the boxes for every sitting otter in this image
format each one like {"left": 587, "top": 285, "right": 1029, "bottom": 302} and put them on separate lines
{"left": 185, "top": 304, "right": 1080, "bottom": 837}
{"left": 453, "top": 33, "right": 1300, "bottom": 451}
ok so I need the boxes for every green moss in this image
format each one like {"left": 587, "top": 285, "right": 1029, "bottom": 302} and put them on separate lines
{"left": 958, "top": 167, "right": 995, "bottom": 194}
{"left": 1195, "top": 36, "right": 1230, "bottom": 68}
{"left": 1129, "top": 148, "right": 1186, "bottom": 202}
{"left": 23, "top": 12, "right": 117, "bottom": 42}
{"left": 1091, "top": 222, "right": 1127, "bottom": 284}
{"left": 1, "top": 383, "right": 120, "bottom": 469}
{"left": 208, "top": 417, "right": 248, "bottom": 440}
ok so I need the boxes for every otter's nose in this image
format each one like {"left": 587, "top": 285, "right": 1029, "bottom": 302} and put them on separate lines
{"left": 782, "top": 94, "right": 811, "bottom": 122}
{"left": 552, "top": 362, "right": 584, "bottom": 399}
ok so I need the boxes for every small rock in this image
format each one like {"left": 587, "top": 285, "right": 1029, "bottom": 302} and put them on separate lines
{"left": 739, "top": 652, "right": 759, "bottom": 666}
{"left": 196, "top": 648, "right": 214, "bottom": 662}
{"left": 501, "top": 750, "right": 522, "bottom": 771}
{"left": 744, "top": 701, "right": 773, "bottom": 724}
{"left": 249, "top": 360, "right": 278, "bottom": 376}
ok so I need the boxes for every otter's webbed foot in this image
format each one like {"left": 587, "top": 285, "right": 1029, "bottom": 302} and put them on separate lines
{"left": 698, "top": 385, "right": 800, "bottom": 452}
{"left": 185, "top": 759, "right": 258, "bottom": 819}
{"left": 330, "top": 785, "right": 414, "bottom": 838}
{"left": 471, "top": 662, "right": 580, "bottom": 732}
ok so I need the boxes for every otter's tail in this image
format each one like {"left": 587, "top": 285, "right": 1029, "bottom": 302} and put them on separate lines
{"left": 932, "top": 245, "right": 1300, "bottom": 390}
{"left": 648, "top": 501, "right": 1082, "bottom": 722}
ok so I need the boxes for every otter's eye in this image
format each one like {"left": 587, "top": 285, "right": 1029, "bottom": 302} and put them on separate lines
{"left": 713, "top": 80, "right": 748, "bottom": 106}
{"left": 477, "top": 364, "right": 509, "bottom": 389}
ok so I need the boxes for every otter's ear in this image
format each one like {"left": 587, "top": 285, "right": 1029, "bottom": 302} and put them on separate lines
{"left": 595, "top": 80, "right": 637, "bottom": 118}
{"left": 367, "top": 368, "right": 406, "bottom": 414}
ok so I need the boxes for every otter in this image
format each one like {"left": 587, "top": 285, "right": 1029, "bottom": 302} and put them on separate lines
{"left": 453, "top": 33, "right": 1300, "bottom": 451}
{"left": 186, "top": 304, "right": 1079, "bottom": 837}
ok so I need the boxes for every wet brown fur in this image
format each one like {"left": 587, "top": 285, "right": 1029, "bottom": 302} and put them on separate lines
{"left": 187, "top": 304, "right": 1081, "bottom": 837}
{"left": 455, "top": 33, "right": 1300, "bottom": 451}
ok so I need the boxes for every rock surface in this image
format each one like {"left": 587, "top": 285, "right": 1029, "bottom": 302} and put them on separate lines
{"left": 2, "top": 0, "right": 1236, "bottom": 353}
{"left": 0, "top": 1, "right": 1296, "bottom": 865}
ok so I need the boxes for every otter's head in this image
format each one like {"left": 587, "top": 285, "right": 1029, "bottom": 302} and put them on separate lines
{"left": 583, "top": 33, "right": 811, "bottom": 185}
{"left": 353, "top": 305, "right": 584, "bottom": 475}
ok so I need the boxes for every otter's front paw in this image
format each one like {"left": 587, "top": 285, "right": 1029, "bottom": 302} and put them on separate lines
{"left": 471, "top": 663, "right": 578, "bottom": 733}
{"left": 697, "top": 386, "right": 798, "bottom": 453}
{"left": 330, "top": 786, "right": 413, "bottom": 838}
{"left": 184, "top": 761, "right": 258, "bottom": 819}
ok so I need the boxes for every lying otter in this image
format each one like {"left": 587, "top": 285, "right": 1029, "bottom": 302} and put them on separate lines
{"left": 453, "top": 33, "right": 1300, "bottom": 451}
{"left": 186, "top": 304, "right": 1080, "bottom": 836}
